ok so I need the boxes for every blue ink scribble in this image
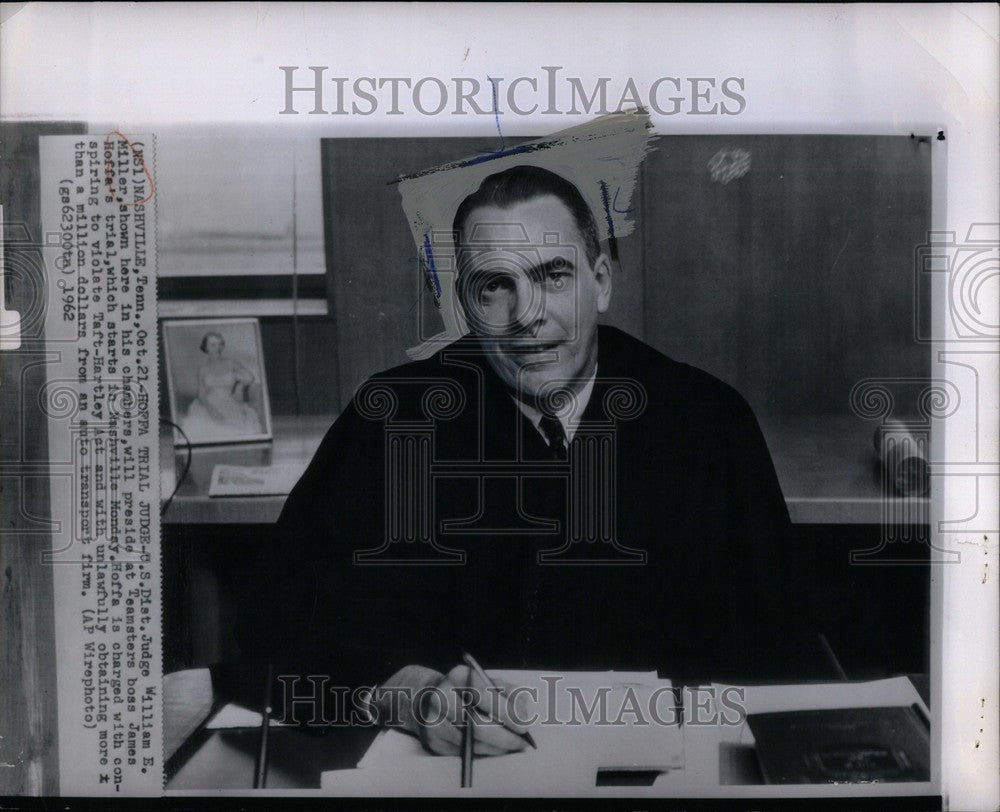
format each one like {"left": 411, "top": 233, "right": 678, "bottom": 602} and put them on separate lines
{"left": 598, "top": 181, "right": 616, "bottom": 243}
{"left": 423, "top": 233, "right": 443, "bottom": 300}
{"left": 460, "top": 75, "right": 533, "bottom": 167}
{"left": 466, "top": 143, "right": 534, "bottom": 167}
{"left": 391, "top": 139, "right": 560, "bottom": 182}
{"left": 612, "top": 186, "right": 633, "bottom": 214}
{"left": 488, "top": 76, "right": 505, "bottom": 153}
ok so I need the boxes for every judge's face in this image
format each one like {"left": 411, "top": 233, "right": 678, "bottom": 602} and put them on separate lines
{"left": 457, "top": 195, "right": 612, "bottom": 405}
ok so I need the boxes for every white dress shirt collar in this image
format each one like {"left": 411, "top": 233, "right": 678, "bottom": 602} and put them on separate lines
{"left": 511, "top": 367, "right": 598, "bottom": 444}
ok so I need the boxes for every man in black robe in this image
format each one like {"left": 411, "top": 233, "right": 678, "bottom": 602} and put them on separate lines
{"left": 235, "top": 165, "right": 820, "bottom": 755}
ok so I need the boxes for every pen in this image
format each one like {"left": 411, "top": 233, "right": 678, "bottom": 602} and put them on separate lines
{"left": 462, "top": 652, "right": 537, "bottom": 750}
{"left": 460, "top": 669, "right": 474, "bottom": 788}
{"left": 253, "top": 662, "right": 274, "bottom": 789}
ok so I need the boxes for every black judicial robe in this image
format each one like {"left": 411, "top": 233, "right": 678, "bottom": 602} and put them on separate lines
{"left": 234, "top": 325, "right": 820, "bottom": 687}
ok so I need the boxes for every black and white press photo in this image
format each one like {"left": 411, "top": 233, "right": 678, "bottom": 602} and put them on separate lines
{"left": 0, "top": 4, "right": 996, "bottom": 810}
{"left": 154, "top": 123, "right": 942, "bottom": 796}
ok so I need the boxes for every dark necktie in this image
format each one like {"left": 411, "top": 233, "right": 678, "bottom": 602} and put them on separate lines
{"left": 537, "top": 414, "right": 568, "bottom": 461}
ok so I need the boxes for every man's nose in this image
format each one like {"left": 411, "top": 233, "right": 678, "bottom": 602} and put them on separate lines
{"left": 508, "top": 273, "right": 544, "bottom": 331}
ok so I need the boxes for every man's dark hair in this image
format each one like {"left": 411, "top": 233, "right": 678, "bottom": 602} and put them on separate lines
{"left": 452, "top": 165, "right": 601, "bottom": 268}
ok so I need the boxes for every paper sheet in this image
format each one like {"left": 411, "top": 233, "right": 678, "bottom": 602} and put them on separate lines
{"left": 204, "top": 704, "right": 293, "bottom": 729}
{"left": 208, "top": 463, "right": 306, "bottom": 497}
{"left": 714, "top": 676, "right": 928, "bottom": 719}
{"left": 323, "top": 670, "right": 682, "bottom": 794}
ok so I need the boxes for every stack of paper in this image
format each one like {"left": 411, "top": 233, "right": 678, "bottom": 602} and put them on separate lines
{"left": 321, "top": 670, "right": 682, "bottom": 795}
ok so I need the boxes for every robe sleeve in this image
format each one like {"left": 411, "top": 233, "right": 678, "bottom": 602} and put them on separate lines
{"left": 230, "top": 394, "right": 424, "bottom": 695}
{"left": 721, "top": 392, "right": 826, "bottom": 680}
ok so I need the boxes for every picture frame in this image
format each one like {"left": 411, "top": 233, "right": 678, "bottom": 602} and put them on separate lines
{"left": 161, "top": 317, "right": 273, "bottom": 446}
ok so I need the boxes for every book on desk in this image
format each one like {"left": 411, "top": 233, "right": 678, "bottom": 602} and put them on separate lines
{"left": 748, "top": 705, "right": 930, "bottom": 784}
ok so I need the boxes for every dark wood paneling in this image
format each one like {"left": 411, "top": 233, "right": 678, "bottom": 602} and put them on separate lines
{"left": 641, "top": 135, "right": 931, "bottom": 417}
{"left": 0, "top": 120, "right": 85, "bottom": 796}
{"left": 259, "top": 317, "right": 340, "bottom": 415}
{"left": 323, "top": 138, "right": 493, "bottom": 409}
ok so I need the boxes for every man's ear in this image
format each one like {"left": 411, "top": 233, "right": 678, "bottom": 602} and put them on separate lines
{"left": 593, "top": 252, "right": 613, "bottom": 314}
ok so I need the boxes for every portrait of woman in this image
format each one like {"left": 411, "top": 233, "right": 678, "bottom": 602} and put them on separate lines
{"left": 163, "top": 318, "right": 272, "bottom": 445}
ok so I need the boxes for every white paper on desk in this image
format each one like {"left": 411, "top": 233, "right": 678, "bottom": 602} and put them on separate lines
{"left": 208, "top": 463, "right": 306, "bottom": 497}
{"left": 716, "top": 676, "right": 928, "bottom": 720}
{"left": 205, "top": 703, "right": 293, "bottom": 729}
{"left": 323, "top": 670, "right": 682, "bottom": 795}
{"left": 163, "top": 669, "right": 215, "bottom": 762}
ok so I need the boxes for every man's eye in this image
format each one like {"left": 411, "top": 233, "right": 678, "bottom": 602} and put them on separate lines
{"left": 479, "top": 276, "right": 512, "bottom": 298}
{"left": 547, "top": 272, "right": 570, "bottom": 288}
{"left": 482, "top": 275, "right": 514, "bottom": 293}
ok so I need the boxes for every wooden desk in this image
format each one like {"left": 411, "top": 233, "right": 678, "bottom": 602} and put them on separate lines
{"left": 163, "top": 667, "right": 378, "bottom": 790}
{"left": 161, "top": 413, "right": 926, "bottom": 526}
{"left": 168, "top": 726, "right": 378, "bottom": 791}
{"left": 164, "top": 672, "right": 933, "bottom": 795}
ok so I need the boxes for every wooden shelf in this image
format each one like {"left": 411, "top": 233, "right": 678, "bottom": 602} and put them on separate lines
{"left": 158, "top": 298, "right": 328, "bottom": 319}
{"left": 161, "top": 414, "right": 925, "bottom": 526}
{"left": 162, "top": 414, "right": 330, "bottom": 525}
{"left": 761, "top": 415, "right": 928, "bottom": 525}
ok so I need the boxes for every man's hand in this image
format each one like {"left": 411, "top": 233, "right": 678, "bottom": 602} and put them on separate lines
{"left": 374, "top": 663, "right": 531, "bottom": 756}
{"left": 418, "top": 664, "right": 530, "bottom": 756}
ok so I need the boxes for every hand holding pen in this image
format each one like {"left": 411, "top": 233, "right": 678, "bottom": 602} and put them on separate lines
{"left": 459, "top": 652, "right": 536, "bottom": 787}
{"left": 415, "top": 653, "right": 536, "bottom": 760}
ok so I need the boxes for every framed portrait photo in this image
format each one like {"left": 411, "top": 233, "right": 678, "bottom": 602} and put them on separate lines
{"left": 162, "top": 318, "right": 273, "bottom": 446}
